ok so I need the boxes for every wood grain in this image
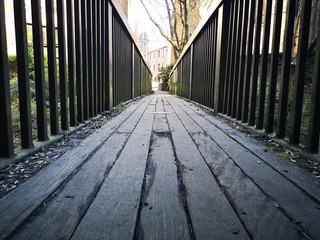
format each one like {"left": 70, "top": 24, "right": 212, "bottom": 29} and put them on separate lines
{"left": 0, "top": 95, "right": 151, "bottom": 239}
{"left": 177, "top": 98, "right": 320, "bottom": 239}
{"left": 71, "top": 104, "right": 155, "bottom": 240}
{"left": 12, "top": 133, "right": 129, "bottom": 240}
{"left": 165, "top": 103, "right": 250, "bottom": 240}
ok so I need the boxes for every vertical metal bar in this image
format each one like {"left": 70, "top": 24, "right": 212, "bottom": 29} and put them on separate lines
{"left": 67, "top": 0, "right": 77, "bottom": 127}
{"left": 231, "top": 0, "right": 243, "bottom": 118}
{"left": 105, "top": 2, "right": 110, "bottom": 108}
{"left": 277, "top": 0, "right": 296, "bottom": 138}
{"left": 14, "top": 0, "right": 34, "bottom": 147}
{"left": 211, "top": 17, "right": 217, "bottom": 109}
{"left": 236, "top": 0, "right": 250, "bottom": 120}
{"left": 307, "top": 20, "right": 320, "bottom": 153}
{"left": 289, "top": 0, "right": 311, "bottom": 144}
{"left": 242, "top": 0, "right": 256, "bottom": 123}
{"left": 57, "top": 0, "right": 69, "bottom": 131}
{"left": 108, "top": 2, "right": 113, "bottom": 109}
{"left": 101, "top": 0, "right": 106, "bottom": 111}
{"left": 249, "top": 0, "right": 263, "bottom": 126}
{"left": 223, "top": 1, "right": 234, "bottom": 114}
{"left": 97, "top": 0, "right": 102, "bottom": 113}
{"left": 81, "top": 0, "right": 89, "bottom": 120}
{"left": 265, "top": 0, "right": 284, "bottom": 133}
{"left": 87, "top": 0, "right": 94, "bottom": 116}
{"left": 0, "top": 0, "right": 14, "bottom": 157}
{"left": 75, "top": 0, "right": 83, "bottom": 123}
{"left": 113, "top": 16, "right": 117, "bottom": 105}
{"left": 227, "top": 0, "right": 238, "bottom": 116}
{"left": 214, "top": 4, "right": 229, "bottom": 113}
{"left": 46, "top": 0, "right": 59, "bottom": 135}
{"left": 132, "top": 43, "right": 135, "bottom": 99}
{"left": 256, "top": 0, "right": 273, "bottom": 129}
{"left": 93, "top": 0, "right": 98, "bottom": 114}
{"left": 31, "top": 0, "right": 48, "bottom": 140}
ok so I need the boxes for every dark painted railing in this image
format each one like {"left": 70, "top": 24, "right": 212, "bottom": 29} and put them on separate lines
{"left": 170, "top": 0, "right": 320, "bottom": 154}
{"left": 0, "top": 0, "right": 152, "bottom": 158}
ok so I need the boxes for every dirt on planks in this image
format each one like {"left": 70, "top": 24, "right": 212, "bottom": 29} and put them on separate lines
{"left": 212, "top": 111, "right": 320, "bottom": 179}
{"left": 0, "top": 101, "right": 137, "bottom": 199}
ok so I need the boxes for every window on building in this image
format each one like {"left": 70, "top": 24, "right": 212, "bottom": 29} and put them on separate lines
{"left": 154, "top": 65, "right": 156, "bottom": 71}
{"left": 154, "top": 52, "right": 155, "bottom": 58}
{"left": 158, "top": 50, "right": 160, "bottom": 57}
{"left": 158, "top": 63, "right": 160, "bottom": 71}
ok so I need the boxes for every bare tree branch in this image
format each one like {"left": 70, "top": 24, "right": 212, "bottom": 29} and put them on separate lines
{"left": 140, "top": 0, "right": 180, "bottom": 56}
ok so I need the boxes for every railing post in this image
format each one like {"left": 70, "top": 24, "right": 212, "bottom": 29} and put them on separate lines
{"left": 277, "top": 0, "right": 296, "bottom": 138}
{"left": 236, "top": 0, "right": 250, "bottom": 120}
{"left": 93, "top": 0, "right": 98, "bottom": 115}
{"left": 227, "top": 0, "right": 239, "bottom": 116}
{"left": 31, "top": 0, "right": 48, "bottom": 140}
{"left": 82, "top": 0, "right": 89, "bottom": 120}
{"left": 242, "top": 0, "right": 256, "bottom": 123}
{"left": 57, "top": 0, "right": 69, "bottom": 131}
{"left": 46, "top": 0, "right": 59, "bottom": 135}
{"left": 214, "top": 1, "right": 230, "bottom": 113}
{"left": 256, "top": 0, "right": 273, "bottom": 129}
{"left": 14, "top": 0, "right": 34, "bottom": 147}
{"left": 249, "top": 0, "right": 263, "bottom": 126}
{"left": 230, "top": 0, "right": 242, "bottom": 118}
{"left": 265, "top": 0, "right": 284, "bottom": 133}
{"left": 307, "top": 21, "right": 320, "bottom": 153}
{"left": 223, "top": 0, "right": 234, "bottom": 114}
{"left": 189, "top": 44, "right": 194, "bottom": 100}
{"left": 67, "top": 0, "right": 77, "bottom": 126}
{"left": 289, "top": 0, "right": 311, "bottom": 144}
{"left": 101, "top": 0, "right": 106, "bottom": 111}
{"left": 0, "top": 0, "right": 14, "bottom": 157}
{"left": 87, "top": 0, "right": 94, "bottom": 116}
{"left": 75, "top": 0, "right": 84, "bottom": 123}
{"left": 97, "top": 0, "right": 102, "bottom": 114}
{"left": 132, "top": 43, "right": 135, "bottom": 98}
{"left": 108, "top": 2, "right": 114, "bottom": 109}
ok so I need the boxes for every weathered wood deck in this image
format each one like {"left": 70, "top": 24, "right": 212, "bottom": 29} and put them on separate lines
{"left": 0, "top": 93, "right": 319, "bottom": 239}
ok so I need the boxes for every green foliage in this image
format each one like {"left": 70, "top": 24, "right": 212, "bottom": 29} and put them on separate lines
{"left": 119, "top": 101, "right": 126, "bottom": 110}
{"left": 158, "top": 64, "right": 174, "bottom": 91}
{"left": 9, "top": 42, "right": 44, "bottom": 148}
{"left": 276, "top": 152, "right": 291, "bottom": 160}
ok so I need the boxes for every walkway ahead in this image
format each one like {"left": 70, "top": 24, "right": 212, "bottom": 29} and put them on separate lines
{"left": 0, "top": 93, "right": 319, "bottom": 239}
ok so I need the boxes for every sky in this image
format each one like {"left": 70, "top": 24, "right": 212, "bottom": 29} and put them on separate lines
{"left": 128, "top": 0, "right": 169, "bottom": 51}
{"left": 4, "top": 0, "right": 221, "bottom": 55}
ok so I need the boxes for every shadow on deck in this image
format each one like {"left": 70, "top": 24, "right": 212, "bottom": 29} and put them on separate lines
{"left": 0, "top": 93, "right": 319, "bottom": 239}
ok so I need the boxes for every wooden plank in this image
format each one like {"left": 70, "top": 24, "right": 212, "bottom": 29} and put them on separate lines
{"left": 164, "top": 104, "right": 249, "bottom": 239}
{"left": 175, "top": 97, "right": 320, "bottom": 203}
{"left": 168, "top": 96, "right": 203, "bottom": 133}
{"left": 193, "top": 133, "right": 301, "bottom": 239}
{"left": 152, "top": 96, "right": 170, "bottom": 133}
{"left": 11, "top": 133, "right": 129, "bottom": 239}
{"left": 175, "top": 98, "right": 320, "bottom": 239}
{"left": 0, "top": 96, "right": 151, "bottom": 239}
{"left": 116, "top": 95, "right": 154, "bottom": 133}
{"left": 149, "top": 94, "right": 157, "bottom": 105}
{"left": 71, "top": 104, "right": 155, "bottom": 240}
{"left": 138, "top": 134, "right": 190, "bottom": 239}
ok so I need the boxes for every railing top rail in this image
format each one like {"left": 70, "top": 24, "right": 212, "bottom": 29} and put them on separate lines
{"left": 109, "top": 0, "right": 151, "bottom": 73}
{"left": 171, "top": 0, "right": 223, "bottom": 74}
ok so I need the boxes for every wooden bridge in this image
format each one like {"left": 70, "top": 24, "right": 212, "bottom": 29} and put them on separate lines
{"left": 1, "top": 0, "right": 320, "bottom": 239}
{"left": 0, "top": 93, "right": 319, "bottom": 239}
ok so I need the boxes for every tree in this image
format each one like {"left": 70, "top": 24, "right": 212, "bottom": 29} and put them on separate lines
{"left": 140, "top": 0, "right": 216, "bottom": 60}
{"left": 159, "top": 64, "right": 174, "bottom": 90}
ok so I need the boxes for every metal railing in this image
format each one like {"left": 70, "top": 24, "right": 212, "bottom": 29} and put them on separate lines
{"left": 170, "top": 0, "right": 320, "bottom": 154}
{"left": 0, "top": 0, "right": 152, "bottom": 158}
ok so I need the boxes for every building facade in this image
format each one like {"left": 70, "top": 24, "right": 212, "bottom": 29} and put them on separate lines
{"left": 147, "top": 45, "right": 171, "bottom": 89}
